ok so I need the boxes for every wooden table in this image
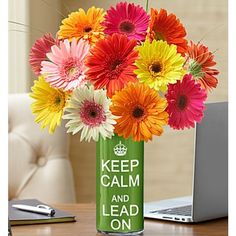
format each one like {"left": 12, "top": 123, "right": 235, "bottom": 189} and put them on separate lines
{"left": 12, "top": 204, "right": 228, "bottom": 236}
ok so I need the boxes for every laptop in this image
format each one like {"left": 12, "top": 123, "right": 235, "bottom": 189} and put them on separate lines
{"left": 144, "top": 102, "right": 228, "bottom": 223}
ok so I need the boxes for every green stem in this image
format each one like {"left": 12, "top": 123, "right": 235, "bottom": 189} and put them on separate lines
{"left": 145, "top": 0, "right": 149, "bottom": 12}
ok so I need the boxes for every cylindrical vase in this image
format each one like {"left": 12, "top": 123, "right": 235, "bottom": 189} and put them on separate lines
{"left": 96, "top": 134, "right": 144, "bottom": 235}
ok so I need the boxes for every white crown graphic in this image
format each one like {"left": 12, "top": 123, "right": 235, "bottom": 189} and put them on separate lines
{"left": 113, "top": 141, "right": 127, "bottom": 157}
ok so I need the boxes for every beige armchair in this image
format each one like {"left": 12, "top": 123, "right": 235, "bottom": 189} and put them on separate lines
{"left": 8, "top": 93, "right": 76, "bottom": 203}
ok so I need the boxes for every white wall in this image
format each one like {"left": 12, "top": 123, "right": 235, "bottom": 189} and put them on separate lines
{"left": 8, "top": 0, "right": 63, "bottom": 93}
{"left": 9, "top": 0, "right": 30, "bottom": 93}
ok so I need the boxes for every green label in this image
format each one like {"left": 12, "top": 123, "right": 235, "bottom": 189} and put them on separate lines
{"left": 96, "top": 134, "right": 144, "bottom": 233}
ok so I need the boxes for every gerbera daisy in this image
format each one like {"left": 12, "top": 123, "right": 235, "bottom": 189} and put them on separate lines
{"left": 41, "top": 38, "right": 90, "bottom": 91}
{"left": 185, "top": 41, "right": 219, "bottom": 92}
{"left": 29, "top": 33, "right": 58, "bottom": 76}
{"left": 135, "top": 40, "right": 185, "bottom": 92}
{"left": 85, "top": 33, "right": 138, "bottom": 97}
{"left": 30, "top": 76, "right": 68, "bottom": 134}
{"left": 147, "top": 8, "right": 188, "bottom": 56}
{"left": 102, "top": 2, "right": 149, "bottom": 41}
{"left": 111, "top": 82, "right": 169, "bottom": 142}
{"left": 58, "top": 7, "right": 105, "bottom": 44}
{"left": 165, "top": 74, "right": 207, "bottom": 130}
{"left": 63, "top": 85, "right": 116, "bottom": 142}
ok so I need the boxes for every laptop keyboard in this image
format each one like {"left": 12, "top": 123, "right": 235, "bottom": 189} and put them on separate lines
{"left": 150, "top": 205, "right": 192, "bottom": 216}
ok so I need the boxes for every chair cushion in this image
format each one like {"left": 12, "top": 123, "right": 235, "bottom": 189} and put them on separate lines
{"left": 9, "top": 93, "right": 76, "bottom": 203}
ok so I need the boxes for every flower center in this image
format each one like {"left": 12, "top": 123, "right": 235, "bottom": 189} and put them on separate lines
{"left": 61, "top": 57, "right": 82, "bottom": 82}
{"left": 68, "top": 67, "right": 77, "bottom": 76}
{"left": 48, "top": 91, "right": 65, "bottom": 112}
{"left": 154, "top": 31, "right": 165, "bottom": 41}
{"left": 132, "top": 105, "right": 145, "bottom": 120}
{"left": 110, "top": 59, "right": 122, "bottom": 71}
{"left": 54, "top": 96, "right": 61, "bottom": 104}
{"left": 84, "top": 26, "right": 92, "bottom": 33}
{"left": 119, "top": 21, "right": 135, "bottom": 34}
{"left": 188, "top": 59, "right": 204, "bottom": 79}
{"left": 80, "top": 100, "right": 106, "bottom": 127}
{"left": 105, "top": 57, "right": 124, "bottom": 80}
{"left": 149, "top": 62, "right": 162, "bottom": 75}
{"left": 177, "top": 95, "right": 188, "bottom": 110}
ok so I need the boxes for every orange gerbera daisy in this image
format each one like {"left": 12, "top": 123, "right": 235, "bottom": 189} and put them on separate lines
{"left": 147, "top": 8, "right": 188, "bottom": 56}
{"left": 186, "top": 41, "right": 219, "bottom": 92}
{"left": 111, "top": 83, "right": 169, "bottom": 142}
{"left": 58, "top": 7, "right": 105, "bottom": 44}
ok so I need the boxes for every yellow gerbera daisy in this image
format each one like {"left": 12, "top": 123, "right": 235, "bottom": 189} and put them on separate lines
{"left": 30, "top": 76, "right": 68, "bottom": 134}
{"left": 58, "top": 7, "right": 105, "bottom": 44}
{"left": 135, "top": 40, "right": 185, "bottom": 92}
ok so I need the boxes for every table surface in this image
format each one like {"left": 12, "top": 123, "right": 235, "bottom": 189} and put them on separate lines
{"left": 12, "top": 204, "right": 228, "bottom": 236}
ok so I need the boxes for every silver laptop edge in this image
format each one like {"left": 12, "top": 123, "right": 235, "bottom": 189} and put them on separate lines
{"left": 144, "top": 102, "right": 228, "bottom": 223}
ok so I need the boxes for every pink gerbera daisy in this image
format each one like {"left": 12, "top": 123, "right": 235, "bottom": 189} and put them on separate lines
{"left": 165, "top": 74, "right": 207, "bottom": 130}
{"left": 41, "top": 38, "right": 90, "bottom": 91}
{"left": 102, "top": 2, "right": 149, "bottom": 41}
{"left": 29, "top": 33, "right": 58, "bottom": 76}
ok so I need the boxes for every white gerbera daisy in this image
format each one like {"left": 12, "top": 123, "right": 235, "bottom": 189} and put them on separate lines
{"left": 63, "top": 85, "right": 116, "bottom": 142}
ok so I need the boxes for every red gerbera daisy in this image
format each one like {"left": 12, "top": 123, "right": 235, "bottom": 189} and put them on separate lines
{"left": 165, "top": 74, "right": 207, "bottom": 130}
{"left": 29, "top": 33, "right": 58, "bottom": 76}
{"left": 186, "top": 41, "right": 219, "bottom": 92}
{"left": 85, "top": 33, "right": 138, "bottom": 97}
{"left": 147, "top": 8, "right": 188, "bottom": 56}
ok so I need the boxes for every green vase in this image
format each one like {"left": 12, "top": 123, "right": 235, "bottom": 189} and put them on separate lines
{"left": 96, "top": 134, "right": 144, "bottom": 235}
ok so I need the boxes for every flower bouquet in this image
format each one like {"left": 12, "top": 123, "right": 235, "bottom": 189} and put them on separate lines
{"left": 29, "top": 1, "right": 219, "bottom": 234}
